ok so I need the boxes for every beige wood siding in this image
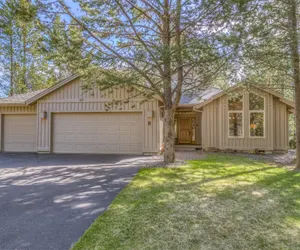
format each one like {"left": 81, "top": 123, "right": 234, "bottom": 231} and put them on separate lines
{"left": 202, "top": 87, "right": 289, "bottom": 151}
{"left": 36, "top": 79, "right": 160, "bottom": 153}
{"left": 3, "top": 114, "right": 36, "bottom": 152}
{"left": 0, "top": 105, "right": 37, "bottom": 152}
{"left": 223, "top": 90, "right": 274, "bottom": 150}
{"left": 52, "top": 113, "right": 142, "bottom": 154}
{"left": 202, "top": 99, "right": 219, "bottom": 149}
{"left": 195, "top": 112, "right": 202, "bottom": 145}
{"left": 273, "top": 98, "right": 289, "bottom": 151}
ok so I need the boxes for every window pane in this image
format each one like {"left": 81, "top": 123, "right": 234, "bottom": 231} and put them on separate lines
{"left": 250, "top": 113, "right": 264, "bottom": 137}
{"left": 228, "top": 94, "right": 243, "bottom": 110}
{"left": 249, "top": 93, "right": 264, "bottom": 110}
{"left": 229, "top": 113, "right": 243, "bottom": 137}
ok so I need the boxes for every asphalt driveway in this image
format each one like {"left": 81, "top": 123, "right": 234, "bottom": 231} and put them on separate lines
{"left": 0, "top": 153, "right": 156, "bottom": 250}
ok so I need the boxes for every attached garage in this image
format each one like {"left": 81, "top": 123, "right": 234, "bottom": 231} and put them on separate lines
{"left": 52, "top": 113, "right": 143, "bottom": 154}
{"left": 3, "top": 114, "right": 37, "bottom": 152}
{"left": 0, "top": 75, "right": 161, "bottom": 154}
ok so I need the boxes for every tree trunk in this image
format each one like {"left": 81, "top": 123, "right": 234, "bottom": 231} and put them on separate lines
{"left": 288, "top": 0, "right": 300, "bottom": 169}
{"left": 9, "top": 29, "right": 14, "bottom": 96}
{"left": 162, "top": 0, "right": 175, "bottom": 163}
{"left": 164, "top": 107, "right": 176, "bottom": 163}
{"left": 22, "top": 28, "right": 27, "bottom": 91}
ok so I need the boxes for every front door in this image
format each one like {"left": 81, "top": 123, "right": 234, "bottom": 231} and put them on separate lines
{"left": 178, "top": 118, "right": 192, "bottom": 144}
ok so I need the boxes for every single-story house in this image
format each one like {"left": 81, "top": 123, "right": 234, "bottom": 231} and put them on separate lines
{"left": 0, "top": 74, "right": 295, "bottom": 154}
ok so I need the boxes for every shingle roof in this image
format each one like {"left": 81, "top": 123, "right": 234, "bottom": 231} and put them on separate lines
{"left": 0, "top": 85, "right": 222, "bottom": 106}
{"left": 179, "top": 87, "right": 222, "bottom": 105}
{"left": 0, "top": 89, "right": 45, "bottom": 105}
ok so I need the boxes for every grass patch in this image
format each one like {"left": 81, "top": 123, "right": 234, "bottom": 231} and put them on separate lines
{"left": 73, "top": 155, "right": 300, "bottom": 250}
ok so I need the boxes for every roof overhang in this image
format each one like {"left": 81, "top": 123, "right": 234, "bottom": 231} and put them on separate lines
{"left": 193, "top": 84, "right": 295, "bottom": 111}
{"left": 254, "top": 85, "right": 295, "bottom": 109}
{"left": 177, "top": 104, "right": 196, "bottom": 108}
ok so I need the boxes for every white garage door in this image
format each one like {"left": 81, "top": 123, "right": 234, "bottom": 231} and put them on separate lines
{"left": 3, "top": 114, "right": 37, "bottom": 152}
{"left": 52, "top": 113, "right": 143, "bottom": 154}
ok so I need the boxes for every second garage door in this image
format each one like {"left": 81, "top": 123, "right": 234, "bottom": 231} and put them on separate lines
{"left": 3, "top": 114, "right": 37, "bottom": 152}
{"left": 52, "top": 113, "right": 142, "bottom": 154}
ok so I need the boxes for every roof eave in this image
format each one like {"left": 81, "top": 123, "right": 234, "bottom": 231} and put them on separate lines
{"left": 253, "top": 85, "right": 295, "bottom": 109}
{"left": 177, "top": 104, "right": 196, "bottom": 108}
{"left": 0, "top": 102, "right": 27, "bottom": 106}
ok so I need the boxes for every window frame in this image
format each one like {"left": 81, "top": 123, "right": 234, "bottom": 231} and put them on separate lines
{"left": 249, "top": 92, "right": 266, "bottom": 138}
{"left": 228, "top": 94, "right": 244, "bottom": 138}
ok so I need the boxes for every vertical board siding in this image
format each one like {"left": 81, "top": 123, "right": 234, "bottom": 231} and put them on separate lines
{"left": 195, "top": 112, "right": 202, "bottom": 145}
{"left": 202, "top": 99, "right": 219, "bottom": 149}
{"left": 224, "top": 89, "right": 273, "bottom": 150}
{"left": 45, "top": 79, "right": 144, "bottom": 101}
{"left": 0, "top": 105, "right": 36, "bottom": 113}
{"left": 36, "top": 79, "right": 159, "bottom": 153}
{"left": 202, "top": 87, "right": 288, "bottom": 151}
{"left": 273, "top": 99, "right": 289, "bottom": 150}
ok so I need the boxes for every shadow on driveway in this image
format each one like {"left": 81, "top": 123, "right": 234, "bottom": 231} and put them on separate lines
{"left": 0, "top": 153, "right": 155, "bottom": 250}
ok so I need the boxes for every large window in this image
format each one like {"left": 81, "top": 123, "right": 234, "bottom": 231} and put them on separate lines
{"left": 228, "top": 94, "right": 243, "bottom": 137}
{"left": 249, "top": 92, "right": 264, "bottom": 137}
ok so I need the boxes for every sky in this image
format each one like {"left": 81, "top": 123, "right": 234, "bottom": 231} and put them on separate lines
{"left": 0, "top": 0, "right": 83, "bottom": 98}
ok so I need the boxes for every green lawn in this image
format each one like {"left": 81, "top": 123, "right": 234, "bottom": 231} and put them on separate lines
{"left": 73, "top": 155, "right": 300, "bottom": 250}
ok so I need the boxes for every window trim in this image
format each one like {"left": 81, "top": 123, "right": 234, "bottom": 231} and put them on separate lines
{"left": 228, "top": 93, "right": 244, "bottom": 138}
{"left": 249, "top": 92, "right": 266, "bottom": 138}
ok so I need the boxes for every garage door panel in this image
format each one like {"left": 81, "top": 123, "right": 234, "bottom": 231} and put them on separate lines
{"left": 120, "top": 124, "right": 130, "bottom": 132}
{"left": 130, "top": 115, "right": 141, "bottom": 122}
{"left": 130, "top": 134, "right": 140, "bottom": 141}
{"left": 65, "top": 135, "right": 75, "bottom": 141}
{"left": 86, "top": 124, "right": 98, "bottom": 132}
{"left": 75, "top": 144, "right": 98, "bottom": 153}
{"left": 4, "top": 114, "right": 36, "bottom": 152}
{"left": 119, "top": 135, "right": 130, "bottom": 141}
{"left": 108, "top": 124, "right": 118, "bottom": 131}
{"left": 54, "top": 143, "right": 75, "bottom": 152}
{"left": 53, "top": 113, "right": 142, "bottom": 154}
{"left": 108, "top": 135, "right": 118, "bottom": 141}
{"left": 107, "top": 144, "right": 118, "bottom": 152}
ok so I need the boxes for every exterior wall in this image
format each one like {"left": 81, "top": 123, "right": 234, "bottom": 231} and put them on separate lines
{"left": 0, "top": 83, "right": 291, "bottom": 154}
{"left": 36, "top": 78, "right": 160, "bottom": 153}
{"left": 0, "top": 105, "right": 37, "bottom": 151}
{"left": 202, "top": 99, "right": 219, "bottom": 148}
{"left": 273, "top": 98, "right": 289, "bottom": 151}
{"left": 202, "top": 87, "right": 289, "bottom": 151}
{"left": 195, "top": 112, "right": 202, "bottom": 145}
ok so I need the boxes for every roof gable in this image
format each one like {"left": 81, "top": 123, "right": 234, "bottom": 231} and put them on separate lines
{"left": 193, "top": 84, "right": 295, "bottom": 110}
{"left": 25, "top": 74, "right": 162, "bottom": 104}
{"left": 179, "top": 87, "right": 222, "bottom": 105}
{"left": 26, "top": 74, "right": 80, "bottom": 105}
